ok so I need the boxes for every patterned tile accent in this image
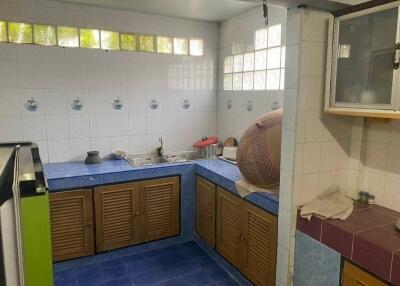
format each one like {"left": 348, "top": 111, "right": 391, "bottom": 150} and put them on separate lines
{"left": 297, "top": 202, "right": 400, "bottom": 285}
{"left": 294, "top": 231, "right": 341, "bottom": 286}
{"left": 54, "top": 241, "right": 241, "bottom": 286}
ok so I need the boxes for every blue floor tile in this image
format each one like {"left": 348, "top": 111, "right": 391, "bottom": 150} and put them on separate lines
{"left": 54, "top": 240, "right": 239, "bottom": 286}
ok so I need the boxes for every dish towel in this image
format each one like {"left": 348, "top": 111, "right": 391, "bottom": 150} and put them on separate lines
{"left": 300, "top": 185, "right": 353, "bottom": 220}
{"left": 235, "top": 179, "right": 279, "bottom": 198}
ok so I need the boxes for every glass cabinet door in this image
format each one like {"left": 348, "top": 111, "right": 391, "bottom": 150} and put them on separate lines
{"left": 332, "top": 5, "right": 399, "bottom": 109}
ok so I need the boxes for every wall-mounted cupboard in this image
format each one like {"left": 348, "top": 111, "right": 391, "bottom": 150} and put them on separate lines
{"left": 325, "top": 1, "right": 400, "bottom": 119}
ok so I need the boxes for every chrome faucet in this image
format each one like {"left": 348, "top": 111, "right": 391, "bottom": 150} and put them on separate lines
{"left": 157, "top": 137, "right": 163, "bottom": 157}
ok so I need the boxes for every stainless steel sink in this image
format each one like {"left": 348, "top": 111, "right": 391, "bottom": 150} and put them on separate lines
{"left": 125, "top": 151, "right": 200, "bottom": 167}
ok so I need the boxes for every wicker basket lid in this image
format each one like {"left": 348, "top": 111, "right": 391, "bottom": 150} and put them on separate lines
{"left": 236, "top": 109, "right": 282, "bottom": 191}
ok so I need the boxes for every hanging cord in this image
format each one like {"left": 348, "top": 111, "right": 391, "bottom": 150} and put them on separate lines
{"left": 263, "top": 0, "right": 269, "bottom": 26}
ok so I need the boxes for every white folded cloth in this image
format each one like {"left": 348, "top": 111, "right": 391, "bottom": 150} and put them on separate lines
{"left": 235, "top": 179, "right": 279, "bottom": 198}
{"left": 300, "top": 185, "right": 353, "bottom": 220}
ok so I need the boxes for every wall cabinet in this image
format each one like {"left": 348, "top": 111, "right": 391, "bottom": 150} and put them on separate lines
{"left": 49, "top": 189, "right": 94, "bottom": 262}
{"left": 342, "top": 261, "right": 388, "bottom": 286}
{"left": 326, "top": 2, "right": 400, "bottom": 119}
{"left": 196, "top": 175, "right": 216, "bottom": 248}
{"left": 216, "top": 187, "right": 278, "bottom": 286}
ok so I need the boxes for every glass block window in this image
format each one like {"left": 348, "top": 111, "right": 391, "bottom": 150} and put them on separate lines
{"left": 254, "top": 70, "right": 266, "bottom": 90}
{"left": 243, "top": 72, "right": 254, "bottom": 91}
{"left": 0, "top": 19, "right": 203, "bottom": 57}
{"left": 280, "top": 69, "right": 285, "bottom": 90}
{"left": 120, "top": 33, "right": 137, "bottom": 51}
{"left": 281, "top": 46, "right": 286, "bottom": 67}
{"left": 254, "top": 49, "right": 267, "bottom": 70}
{"left": 0, "top": 21, "right": 7, "bottom": 42}
{"left": 267, "top": 47, "right": 281, "bottom": 69}
{"left": 224, "top": 74, "right": 233, "bottom": 91}
{"left": 243, "top": 52, "right": 254, "bottom": 72}
{"left": 33, "top": 24, "right": 56, "bottom": 45}
{"left": 233, "top": 54, "right": 243, "bottom": 72}
{"left": 139, "top": 35, "right": 155, "bottom": 52}
{"left": 266, "top": 69, "right": 280, "bottom": 90}
{"left": 8, "top": 22, "right": 32, "bottom": 44}
{"left": 80, "top": 28, "right": 100, "bottom": 49}
{"left": 255, "top": 28, "right": 267, "bottom": 50}
{"left": 173, "top": 37, "right": 188, "bottom": 55}
{"left": 233, "top": 73, "right": 243, "bottom": 90}
{"left": 224, "top": 56, "right": 233, "bottom": 74}
{"left": 268, "top": 24, "right": 281, "bottom": 47}
{"left": 101, "top": 30, "right": 120, "bottom": 50}
{"left": 157, "top": 36, "right": 172, "bottom": 54}
{"left": 57, "top": 26, "right": 79, "bottom": 47}
{"left": 189, "top": 38, "right": 203, "bottom": 56}
{"left": 222, "top": 23, "right": 285, "bottom": 91}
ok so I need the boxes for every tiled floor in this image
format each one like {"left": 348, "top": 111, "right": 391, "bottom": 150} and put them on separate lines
{"left": 54, "top": 241, "right": 240, "bottom": 286}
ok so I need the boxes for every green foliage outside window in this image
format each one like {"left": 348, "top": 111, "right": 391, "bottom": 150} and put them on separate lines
{"left": 139, "top": 34, "right": 155, "bottom": 52}
{"left": 157, "top": 36, "right": 172, "bottom": 54}
{"left": 57, "top": 26, "right": 79, "bottom": 47}
{"left": 120, "top": 33, "right": 137, "bottom": 51}
{"left": 33, "top": 24, "right": 56, "bottom": 45}
{"left": 0, "top": 21, "right": 7, "bottom": 42}
{"left": 8, "top": 22, "right": 33, "bottom": 44}
{"left": 79, "top": 28, "right": 100, "bottom": 49}
{"left": 100, "top": 30, "right": 120, "bottom": 50}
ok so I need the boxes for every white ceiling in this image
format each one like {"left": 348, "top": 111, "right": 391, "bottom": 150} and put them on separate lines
{"left": 52, "top": 0, "right": 350, "bottom": 22}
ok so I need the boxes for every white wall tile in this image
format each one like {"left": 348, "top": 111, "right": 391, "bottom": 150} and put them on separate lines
{"left": 110, "top": 136, "right": 130, "bottom": 153}
{"left": 48, "top": 139, "right": 70, "bottom": 163}
{"left": 0, "top": 116, "right": 23, "bottom": 141}
{"left": 90, "top": 113, "right": 110, "bottom": 137}
{"left": 0, "top": 88, "right": 20, "bottom": 115}
{"left": 46, "top": 114, "right": 69, "bottom": 139}
{"left": 69, "top": 114, "right": 90, "bottom": 139}
{"left": 22, "top": 115, "right": 47, "bottom": 141}
{"left": 70, "top": 138, "right": 90, "bottom": 161}
{"left": 90, "top": 136, "right": 111, "bottom": 158}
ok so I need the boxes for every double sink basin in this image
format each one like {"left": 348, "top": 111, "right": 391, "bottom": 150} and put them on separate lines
{"left": 125, "top": 151, "right": 201, "bottom": 167}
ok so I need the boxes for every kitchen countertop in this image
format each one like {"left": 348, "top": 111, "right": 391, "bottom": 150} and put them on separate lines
{"left": 297, "top": 202, "right": 400, "bottom": 285}
{"left": 44, "top": 158, "right": 279, "bottom": 215}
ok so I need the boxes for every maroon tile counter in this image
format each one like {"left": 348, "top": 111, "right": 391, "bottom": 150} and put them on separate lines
{"left": 297, "top": 202, "right": 400, "bottom": 285}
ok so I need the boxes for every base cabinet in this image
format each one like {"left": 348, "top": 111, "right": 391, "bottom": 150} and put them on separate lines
{"left": 94, "top": 182, "right": 141, "bottom": 252}
{"left": 343, "top": 261, "right": 388, "bottom": 286}
{"left": 140, "top": 177, "right": 180, "bottom": 242}
{"left": 216, "top": 187, "right": 278, "bottom": 286}
{"left": 196, "top": 175, "right": 216, "bottom": 248}
{"left": 49, "top": 190, "right": 94, "bottom": 262}
{"left": 50, "top": 176, "right": 180, "bottom": 261}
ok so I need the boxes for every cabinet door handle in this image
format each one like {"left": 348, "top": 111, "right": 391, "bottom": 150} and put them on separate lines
{"left": 135, "top": 211, "right": 140, "bottom": 216}
{"left": 85, "top": 221, "right": 93, "bottom": 227}
{"left": 207, "top": 215, "right": 212, "bottom": 220}
{"left": 394, "top": 43, "right": 400, "bottom": 70}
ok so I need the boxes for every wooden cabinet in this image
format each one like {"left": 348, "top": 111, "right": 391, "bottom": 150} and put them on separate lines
{"left": 343, "top": 261, "right": 388, "bottom": 286}
{"left": 140, "top": 177, "right": 180, "bottom": 242}
{"left": 241, "top": 200, "right": 277, "bottom": 286}
{"left": 195, "top": 176, "right": 216, "bottom": 247}
{"left": 94, "top": 182, "right": 140, "bottom": 252}
{"left": 216, "top": 187, "right": 278, "bottom": 286}
{"left": 49, "top": 189, "right": 94, "bottom": 262}
{"left": 94, "top": 176, "right": 180, "bottom": 252}
{"left": 216, "top": 187, "right": 242, "bottom": 268}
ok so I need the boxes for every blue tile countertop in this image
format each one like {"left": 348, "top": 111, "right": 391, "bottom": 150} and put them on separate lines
{"left": 44, "top": 158, "right": 279, "bottom": 215}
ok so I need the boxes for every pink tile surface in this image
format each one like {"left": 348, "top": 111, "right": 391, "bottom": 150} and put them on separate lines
{"left": 297, "top": 202, "right": 400, "bottom": 284}
{"left": 321, "top": 215, "right": 375, "bottom": 258}
{"left": 391, "top": 251, "right": 400, "bottom": 286}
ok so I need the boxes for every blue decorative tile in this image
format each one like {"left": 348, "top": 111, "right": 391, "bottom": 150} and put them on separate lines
{"left": 100, "top": 277, "right": 132, "bottom": 286}
{"left": 294, "top": 230, "right": 341, "bottom": 286}
{"left": 102, "top": 265, "right": 127, "bottom": 281}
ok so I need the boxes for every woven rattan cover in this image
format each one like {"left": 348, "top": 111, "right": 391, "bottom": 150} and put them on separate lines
{"left": 236, "top": 109, "right": 282, "bottom": 191}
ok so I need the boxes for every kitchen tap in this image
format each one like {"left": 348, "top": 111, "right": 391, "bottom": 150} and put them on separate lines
{"left": 157, "top": 137, "right": 163, "bottom": 157}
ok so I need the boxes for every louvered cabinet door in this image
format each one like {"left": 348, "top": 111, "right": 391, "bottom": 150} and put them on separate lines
{"left": 140, "top": 177, "right": 180, "bottom": 242}
{"left": 196, "top": 176, "right": 216, "bottom": 247}
{"left": 49, "top": 190, "right": 94, "bottom": 262}
{"left": 216, "top": 187, "right": 243, "bottom": 269}
{"left": 241, "top": 201, "right": 278, "bottom": 286}
{"left": 343, "top": 261, "right": 388, "bottom": 286}
{"left": 94, "top": 183, "right": 140, "bottom": 252}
